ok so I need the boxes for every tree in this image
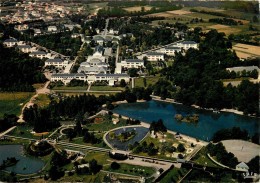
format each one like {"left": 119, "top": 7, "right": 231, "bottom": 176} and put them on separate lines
{"left": 128, "top": 68, "right": 139, "bottom": 77}
{"left": 120, "top": 79, "right": 127, "bottom": 87}
{"left": 89, "top": 159, "right": 101, "bottom": 174}
{"left": 247, "top": 156, "right": 259, "bottom": 174}
{"left": 110, "top": 162, "right": 120, "bottom": 170}
{"left": 177, "top": 143, "right": 185, "bottom": 152}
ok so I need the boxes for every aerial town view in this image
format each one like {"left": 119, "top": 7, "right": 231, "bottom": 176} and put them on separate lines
{"left": 0, "top": 0, "right": 259, "bottom": 182}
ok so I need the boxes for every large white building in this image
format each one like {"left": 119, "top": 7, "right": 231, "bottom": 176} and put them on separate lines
{"left": 121, "top": 59, "right": 144, "bottom": 69}
{"left": 45, "top": 58, "right": 69, "bottom": 68}
{"left": 176, "top": 41, "right": 198, "bottom": 50}
{"left": 88, "top": 74, "right": 130, "bottom": 86}
{"left": 51, "top": 73, "right": 87, "bottom": 85}
{"left": 159, "top": 46, "right": 182, "bottom": 56}
{"left": 145, "top": 52, "right": 165, "bottom": 61}
{"left": 78, "top": 45, "right": 108, "bottom": 75}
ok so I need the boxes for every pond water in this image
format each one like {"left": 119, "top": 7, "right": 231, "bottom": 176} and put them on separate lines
{"left": 0, "top": 145, "right": 45, "bottom": 174}
{"left": 113, "top": 100, "right": 259, "bottom": 141}
{"left": 105, "top": 126, "right": 149, "bottom": 151}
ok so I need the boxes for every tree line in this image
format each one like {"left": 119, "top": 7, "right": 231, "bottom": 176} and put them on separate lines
{"left": 156, "top": 29, "right": 259, "bottom": 116}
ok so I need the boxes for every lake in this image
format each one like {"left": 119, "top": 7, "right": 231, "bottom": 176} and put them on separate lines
{"left": 0, "top": 145, "right": 45, "bottom": 174}
{"left": 113, "top": 100, "right": 259, "bottom": 141}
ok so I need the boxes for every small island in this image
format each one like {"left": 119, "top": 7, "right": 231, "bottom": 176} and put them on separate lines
{"left": 0, "top": 157, "right": 19, "bottom": 170}
{"left": 175, "top": 114, "right": 199, "bottom": 123}
{"left": 109, "top": 129, "right": 137, "bottom": 142}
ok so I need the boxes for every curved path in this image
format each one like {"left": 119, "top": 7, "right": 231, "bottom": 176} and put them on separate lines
{"left": 18, "top": 81, "right": 50, "bottom": 122}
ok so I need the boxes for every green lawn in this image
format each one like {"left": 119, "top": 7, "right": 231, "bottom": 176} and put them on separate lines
{"left": 90, "top": 86, "right": 125, "bottom": 91}
{"left": 106, "top": 163, "right": 156, "bottom": 177}
{"left": 34, "top": 94, "right": 51, "bottom": 108}
{"left": 86, "top": 115, "right": 128, "bottom": 131}
{"left": 64, "top": 135, "right": 110, "bottom": 149}
{"left": 8, "top": 125, "right": 53, "bottom": 140}
{"left": 191, "top": 147, "right": 221, "bottom": 168}
{"left": 134, "top": 76, "right": 160, "bottom": 88}
{"left": 52, "top": 86, "right": 87, "bottom": 90}
{"left": 0, "top": 92, "right": 34, "bottom": 118}
{"left": 160, "top": 167, "right": 188, "bottom": 183}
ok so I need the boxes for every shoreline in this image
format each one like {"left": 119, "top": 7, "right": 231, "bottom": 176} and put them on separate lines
{"left": 150, "top": 95, "right": 259, "bottom": 118}
{"left": 112, "top": 112, "right": 208, "bottom": 147}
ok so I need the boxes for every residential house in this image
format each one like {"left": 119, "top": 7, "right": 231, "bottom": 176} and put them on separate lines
{"left": 3, "top": 38, "right": 18, "bottom": 47}
{"left": 45, "top": 58, "right": 69, "bottom": 68}
{"left": 51, "top": 73, "right": 87, "bottom": 85}
{"left": 29, "top": 51, "right": 47, "bottom": 59}
{"left": 48, "top": 25, "right": 57, "bottom": 32}
{"left": 17, "top": 45, "right": 32, "bottom": 53}
{"left": 236, "top": 162, "right": 249, "bottom": 172}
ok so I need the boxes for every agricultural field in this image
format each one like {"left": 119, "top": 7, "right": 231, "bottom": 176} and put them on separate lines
{"left": 149, "top": 7, "right": 259, "bottom": 36}
{"left": 0, "top": 92, "right": 34, "bottom": 118}
{"left": 123, "top": 5, "right": 153, "bottom": 12}
{"left": 233, "top": 43, "right": 260, "bottom": 59}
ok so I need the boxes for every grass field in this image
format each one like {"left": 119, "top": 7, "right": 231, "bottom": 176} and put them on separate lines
{"left": 90, "top": 85, "right": 125, "bottom": 91}
{"left": 134, "top": 76, "right": 160, "bottom": 88}
{"left": 0, "top": 92, "right": 34, "bottom": 118}
{"left": 52, "top": 86, "right": 87, "bottom": 90}
{"left": 86, "top": 115, "right": 128, "bottom": 131}
{"left": 106, "top": 163, "right": 156, "bottom": 177}
{"left": 191, "top": 147, "right": 221, "bottom": 168}
{"left": 34, "top": 94, "right": 51, "bottom": 108}
{"left": 160, "top": 168, "right": 188, "bottom": 183}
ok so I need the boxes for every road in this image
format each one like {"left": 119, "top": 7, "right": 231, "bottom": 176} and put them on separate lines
{"left": 0, "top": 126, "right": 17, "bottom": 138}
{"left": 102, "top": 18, "right": 109, "bottom": 37}
{"left": 17, "top": 80, "right": 51, "bottom": 123}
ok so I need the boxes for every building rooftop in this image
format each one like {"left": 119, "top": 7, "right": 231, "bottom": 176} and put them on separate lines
{"left": 46, "top": 58, "right": 63, "bottom": 62}
{"left": 95, "top": 73, "right": 129, "bottom": 77}
{"left": 4, "top": 38, "right": 17, "bottom": 43}
{"left": 124, "top": 59, "right": 143, "bottom": 63}
{"left": 17, "top": 45, "right": 31, "bottom": 48}
{"left": 182, "top": 41, "right": 197, "bottom": 45}
{"left": 147, "top": 52, "right": 164, "bottom": 56}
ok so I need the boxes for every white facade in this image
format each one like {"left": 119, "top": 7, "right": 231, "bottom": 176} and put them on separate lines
{"left": 51, "top": 73, "right": 87, "bottom": 85}
{"left": 45, "top": 58, "right": 69, "bottom": 68}
{"left": 87, "top": 74, "right": 130, "bottom": 86}
{"left": 159, "top": 46, "right": 182, "bottom": 56}
{"left": 3, "top": 38, "right": 18, "bottom": 47}
{"left": 145, "top": 52, "right": 164, "bottom": 61}
{"left": 17, "top": 45, "right": 32, "bottom": 53}
{"left": 236, "top": 162, "right": 249, "bottom": 172}
{"left": 177, "top": 41, "right": 198, "bottom": 50}
{"left": 121, "top": 59, "right": 144, "bottom": 69}
{"left": 29, "top": 51, "right": 47, "bottom": 59}
{"left": 48, "top": 26, "right": 57, "bottom": 32}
